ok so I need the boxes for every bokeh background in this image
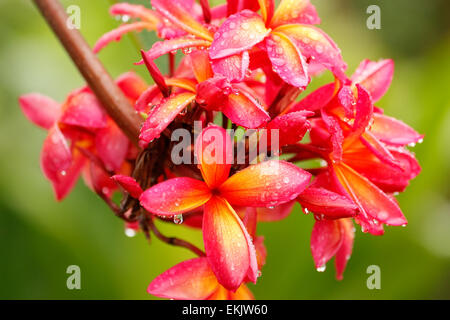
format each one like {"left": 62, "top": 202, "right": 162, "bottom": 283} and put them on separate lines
{"left": 1, "top": 0, "right": 449, "bottom": 299}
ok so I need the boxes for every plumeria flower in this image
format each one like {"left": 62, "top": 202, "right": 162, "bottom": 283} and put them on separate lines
{"left": 148, "top": 257, "right": 255, "bottom": 300}
{"left": 291, "top": 60, "right": 422, "bottom": 235}
{"left": 209, "top": 0, "right": 347, "bottom": 85}
{"left": 93, "top": 3, "right": 160, "bottom": 53}
{"left": 139, "top": 125, "right": 311, "bottom": 290}
{"left": 148, "top": 206, "right": 267, "bottom": 300}
{"left": 139, "top": 50, "right": 270, "bottom": 148}
{"left": 19, "top": 72, "right": 147, "bottom": 200}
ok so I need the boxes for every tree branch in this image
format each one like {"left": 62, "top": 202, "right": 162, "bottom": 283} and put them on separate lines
{"left": 33, "top": 0, "right": 142, "bottom": 145}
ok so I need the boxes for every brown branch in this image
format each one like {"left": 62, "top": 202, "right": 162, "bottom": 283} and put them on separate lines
{"left": 33, "top": 0, "right": 143, "bottom": 145}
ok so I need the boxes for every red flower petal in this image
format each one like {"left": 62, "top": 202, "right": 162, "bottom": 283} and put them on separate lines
{"left": 148, "top": 257, "right": 219, "bottom": 300}
{"left": 142, "top": 38, "right": 211, "bottom": 61}
{"left": 264, "top": 111, "right": 311, "bottom": 147}
{"left": 298, "top": 187, "right": 358, "bottom": 219}
{"left": 134, "top": 85, "right": 163, "bottom": 113}
{"left": 256, "top": 200, "right": 295, "bottom": 222}
{"left": 228, "top": 284, "right": 255, "bottom": 300}
{"left": 151, "top": 0, "right": 214, "bottom": 41}
{"left": 222, "top": 88, "right": 271, "bottom": 128}
{"left": 351, "top": 59, "right": 394, "bottom": 103}
{"left": 342, "top": 145, "right": 421, "bottom": 193}
{"left": 270, "top": 0, "right": 320, "bottom": 28}
{"left": 209, "top": 10, "right": 269, "bottom": 59}
{"left": 95, "top": 119, "right": 129, "bottom": 171}
{"left": 41, "top": 126, "right": 84, "bottom": 200}
{"left": 211, "top": 51, "right": 250, "bottom": 82}
{"left": 139, "top": 92, "right": 196, "bottom": 148}
{"left": 265, "top": 32, "right": 309, "bottom": 88}
{"left": 112, "top": 175, "right": 143, "bottom": 198}
{"left": 370, "top": 113, "right": 424, "bottom": 147}
{"left": 110, "top": 3, "right": 160, "bottom": 22}
{"left": 311, "top": 219, "right": 343, "bottom": 270}
{"left": 334, "top": 218, "right": 354, "bottom": 280}
{"left": 116, "top": 72, "right": 147, "bottom": 101}
{"left": 203, "top": 196, "right": 258, "bottom": 291}
{"left": 195, "top": 125, "right": 233, "bottom": 189}
{"left": 60, "top": 91, "right": 107, "bottom": 129}
{"left": 333, "top": 162, "right": 407, "bottom": 226}
{"left": 189, "top": 50, "right": 214, "bottom": 83}
{"left": 19, "top": 93, "right": 61, "bottom": 130}
{"left": 258, "top": 0, "right": 275, "bottom": 25}
{"left": 139, "top": 177, "right": 212, "bottom": 215}
{"left": 289, "top": 82, "right": 336, "bottom": 113}
{"left": 276, "top": 24, "right": 347, "bottom": 80}
{"left": 93, "top": 22, "right": 155, "bottom": 54}
{"left": 219, "top": 160, "right": 311, "bottom": 207}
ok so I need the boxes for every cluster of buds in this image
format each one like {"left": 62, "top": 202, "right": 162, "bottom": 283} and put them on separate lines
{"left": 20, "top": 0, "right": 423, "bottom": 300}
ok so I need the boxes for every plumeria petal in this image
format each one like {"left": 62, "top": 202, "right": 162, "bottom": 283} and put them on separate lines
{"left": 112, "top": 175, "right": 143, "bottom": 198}
{"left": 258, "top": 0, "right": 275, "bottom": 25}
{"left": 220, "top": 160, "right": 311, "bottom": 207}
{"left": 370, "top": 113, "right": 424, "bottom": 147}
{"left": 93, "top": 22, "right": 155, "bottom": 53}
{"left": 140, "top": 177, "right": 212, "bottom": 215}
{"left": 211, "top": 51, "right": 250, "bottom": 82}
{"left": 333, "top": 162, "right": 407, "bottom": 226}
{"left": 256, "top": 200, "right": 295, "bottom": 222}
{"left": 342, "top": 145, "right": 421, "bottom": 193}
{"left": 351, "top": 59, "right": 394, "bottom": 103}
{"left": 334, "top": 218, "right": 354, "bottom": 280}
{"left": 288, "top": 82, "right": 336, "bottom": 113}
{"left": 270, "top": 0, "right": 320, "bottom": 28}
{"left": 222, "top": 88, "right": 271, "bottom": 128}
{"left": 276, "top": 24, "right": 347, "bottom": 80}
{"left": 209, "top": 10, "right": 269, "bottom": 59}
{"left": 195, "top": 125, "right": 233, "bottom": 189}
{"left": 142, "top": 38, "right": 211, "bottom": 61}
{"left": 87, "top": 161, "right": 118, "bottom": 198}
{"left": 18, "top": 93, "right": 61, "bottom": 130}
{"left": 41, "top": 126, "right": 84, "bottom": 200}
{"left": 311, "top": 219, "right": 343, "bottom": 270}
{"left": 95, "top": 119, "right": 129, "bottom": 171}
{"left": 110, "top": 3, "right": 160, "bottom": 22}
{"left": 203, "top": 196, "right": 258, "bottom": 290}
{"left": 189, "top": 50, "right": 214, "bottom": 83}
{"left": 265, "top": 32, "right": 309, "bottom": 88}
{"left": 148, "top": 257, "right": 219, "bottom": 300}
{"left": 135, "top": 85, "right": 163, "bottom": 113}
{"left": 116, "top": 72, "right": 147, "bottom": 101}
{"left": 151, "top": 0, "right": 214, "bottom": 41}
{"left": 228, "top": 284, "right": 255, "bottom": 300}
{"left": 298, "top": 187, "right": 358, "bottom": 219}
{"left": 264, "top": 111, "right": 311, "bottom": 147}
{"left": 60, "top": 91, "right": 107, "bottom": 129}
{"left": 139, "top": 92, "right": 196, "bottom": 148}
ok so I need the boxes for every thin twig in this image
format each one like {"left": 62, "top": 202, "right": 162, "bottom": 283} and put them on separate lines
{"left": 147, "top": 216, "right": 206, "bottom": 257}
{"left": 33, "top": 0, "right": 142, "bottom": 145}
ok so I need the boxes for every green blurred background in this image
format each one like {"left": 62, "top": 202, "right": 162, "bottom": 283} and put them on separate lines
{"left": 0, "top": 0, "right": 449, "bottom": 299}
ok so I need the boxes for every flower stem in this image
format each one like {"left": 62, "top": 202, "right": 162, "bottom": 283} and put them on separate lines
{"left": 33, "top": 0, "right": 142, "bottom": 145}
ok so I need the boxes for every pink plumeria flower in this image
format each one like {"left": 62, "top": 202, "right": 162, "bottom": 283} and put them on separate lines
{"left": 139, "top": 125, "right": 311, "bottom": 290}
{"left": 209, "top": 0, "right": 347, "bottom": 85}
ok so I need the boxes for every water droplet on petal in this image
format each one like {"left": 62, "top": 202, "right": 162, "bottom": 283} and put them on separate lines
{"left": 316, "top": 265, "right": 326, "bottom": 272}
{"left": 125, "top": 228, "right": 137, "bottom": 238}
{"left": 173, "top": 214, "right": 183, "bottom": 224}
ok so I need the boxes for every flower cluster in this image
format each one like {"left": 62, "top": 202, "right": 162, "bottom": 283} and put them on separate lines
{"left": 20, "top": 0, "right": 423, "bottom": 300}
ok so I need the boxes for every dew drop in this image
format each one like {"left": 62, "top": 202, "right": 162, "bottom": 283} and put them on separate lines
{"left": 125, "top": 228, "right": 137, "bottom": 238}
{"left": 173, "top": 214, "right": 184, "bottom": 224}
{"left": 316, "top": 265, "right": 326, "bottom": 272}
